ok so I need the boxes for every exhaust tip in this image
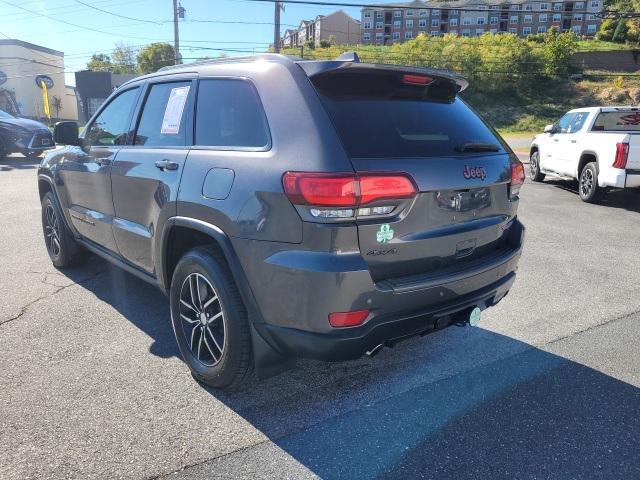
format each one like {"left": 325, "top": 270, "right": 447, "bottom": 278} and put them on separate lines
{"left": 365, "top": 344, "right": 384, "bottom": 358}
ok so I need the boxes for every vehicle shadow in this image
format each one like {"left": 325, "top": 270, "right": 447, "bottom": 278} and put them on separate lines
{"left": 545, "top": 178, "right": 640, "bottom": 214}
{"left": 66, "top": 258, "right": 640, "bottom": 479}
{"left": 0, "top": 156, "right": 40, "bottom": 171}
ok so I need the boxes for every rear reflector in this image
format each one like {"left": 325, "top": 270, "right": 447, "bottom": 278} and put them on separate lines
{"left": 613, "top": 142, "right": 629, "bottom": 169}
{"left": 402, "top": 74, "right": 433, "bottom": 86}
{"left": 510, "top": 161, "right": 525, "bottom": 199}
{"left": 328, "top": 309, "right": 369, "bottom": 328}
{"left": 283, "top": 172, "right": 417, "bottom": 207}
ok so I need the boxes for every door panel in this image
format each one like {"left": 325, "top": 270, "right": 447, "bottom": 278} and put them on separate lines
{"left": 58, "top": 87, "right": 140, "bottom": 252}
{"left": 110, "top": 80, "right": 194, "bottom": 274}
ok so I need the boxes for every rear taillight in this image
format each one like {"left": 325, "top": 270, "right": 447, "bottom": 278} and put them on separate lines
{"left": 283, "top": 172, "right": 417, "bottom": 220}
{"left": 613, "top": 142, "right": 629, "bottom": 169}
{"left": 510, "top": 161, "right": 525, "bottom": 200}
{"left": 328, "top": 309, "right": 369, "bottom": 328}
{"left": 402, "top": 74, "right": 433, "bottom": 86}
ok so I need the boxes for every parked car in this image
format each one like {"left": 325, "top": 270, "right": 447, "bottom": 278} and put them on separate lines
{"left": 38, "top": 53, "right": 525, "bottom": 389}
{"left": 0, "top": 109, "right": 54, "bottom": 159}
{"left": 529, "top": 107, "right": 640, "bottom": 202}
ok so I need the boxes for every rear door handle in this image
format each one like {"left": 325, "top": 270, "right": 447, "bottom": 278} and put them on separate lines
{"left": 570, "top": 139, "right": 577, "bottom": 143}
{"left": 155, "top": 160, "right": 179, "bottom": 171}
{"left": 96, "top": 158, "right": 111, "bottom": 166}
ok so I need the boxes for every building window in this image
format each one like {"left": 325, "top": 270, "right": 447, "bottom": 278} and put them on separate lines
{"left": 363, "top": 32, "right": 371, "bottom": 40}
{"left": 419, "top": 19, "right": 427, "bottom": 27}
{"left": 477, "top": 17, "right": 486, "bottom": 24}
{"left": 404, "top": 31, "right": 413, "bottom": 39}
{"left": 553, "top": 3, "right": 562, "bottom": 10}
{"left": 431, "top": 30, "right": 440, "bottom": 36}
{"left": 587, "top": 14, "right": 596, "bottom": 20}
{"left": 572, "top": 25, "right": 582, "bottom": 33}
{"left": 432, "top": 9, "right": 440, "bottom": 16}
{"left": 475, "top": 28, "right": 485, "bottom": 36}
{"left": 538, "top": 25, "right": 547, "bottom": 32}
{"left": 406, "top": 9, "right": 414, "bottom": 16}
{"left": 490, "top": 28, "right": 497, "bottom": 33}
{"left": 511, "top": 4, "right": 520, "bottom": 10}
{"left": 449, "top": 9, "right": 458, "bottom": 15}
{"left": 553, "top": 13, "right": 561, "bottom": 21}
{"left": 587, "top": 23, "right": 596, "bottom": 33}
{"left": 392, "top": 31, "right": 400, "bottom": 39}
{"left": 364, "top": 21, "right": 371, "bottom": 29}
{"left": 539, "top": 14, "right": 548, "bottom": 22}
{"left": 419, "top": 9, "right": 428, "bottom": 16}
{"left": 524, "top": 14, "right": 532, "bottom": 22}
{"left": 432, "top": 18, "right": 439, "bottom": 26}
{"left": 418, "top": 30, "right": 426, "bottom": 36}
{"left": 462, "top": 29, "right": 470, "bottom": 36}
{"left": 450, "top": 18, "right": 458, "bottom": 26}
{"left": 491, "top": 5, "right": 500, "bottom": 9}
{"left": 376, "top": 11, "right": 383, "bottom": 18}
{"left": 590, "top": 0, "right": 599, "bottom": 6}
{"left": 510, "top": 15, "right": 518, "bottom": 23}
{"left": 574, "top": 14, "right": 583, "bottom": 21}
{"left": 394, "top": 20, "right": 401, "bottom": 27}
{"left": 509, "top": 27, "right": 517, "bottom": 33}
{"left": 575, "top": 2, "right": 584, "bottom": 8}
{"left": 525, "top": 3, "right": 533, "bottom": 10}
{"left": 540, "top": 2, "right": 549, "bottom": 9}
{"left": 364, "top": 10, "right": 371, "bottom": 18}
{"left": 523, "top": 26, "right": 532, "bottom": 34}
{"left": 406, "top": 19, "right": 414, "bottom": 27}
{"left": 490, "top": 16, "right": 498, "bottom": 24}
{"left": 376, "top": 21, "right": 383, "bottom": 28}
{"left": 394, "top": 10, "right": 402, "bottom": 17}
{"left": 462, "top": 17, "right": 471, "bottom": 25}
{"left": 375, "top": 32, "right": 383, "bottom": 41}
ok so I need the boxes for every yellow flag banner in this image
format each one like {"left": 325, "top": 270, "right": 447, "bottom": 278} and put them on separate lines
{"left": 41, "top": 80, "right": 51, "bottom": 121}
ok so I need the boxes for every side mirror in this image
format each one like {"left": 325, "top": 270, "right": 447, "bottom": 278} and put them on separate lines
{"left": 543, "top": 124, "right": 555, "bottom": 134}
{"left": 54, "top": 121, "right": 80, "bottom": 146}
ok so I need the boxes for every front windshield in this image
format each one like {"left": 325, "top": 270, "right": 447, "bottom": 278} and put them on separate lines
{"left": 0, "top": 110, "right": 15, "bottom": 119}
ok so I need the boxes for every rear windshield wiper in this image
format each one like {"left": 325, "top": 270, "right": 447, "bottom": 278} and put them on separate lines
{"left": 456, "top": 142, "right": 500, "bottom": 153}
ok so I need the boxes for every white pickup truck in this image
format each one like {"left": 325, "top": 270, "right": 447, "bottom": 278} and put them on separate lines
{"left": 529, "top": 106, "right": 640, "bottom": 202}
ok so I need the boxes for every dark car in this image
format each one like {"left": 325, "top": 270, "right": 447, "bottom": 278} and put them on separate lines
{"left": 0, "top": 109, "right": 54, "bottom": 159}
{"left": 38, "top": 53, "right": 525, "bottom": 389}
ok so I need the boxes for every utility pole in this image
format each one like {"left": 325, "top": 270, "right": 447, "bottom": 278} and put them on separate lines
{"left": 274, "top": 1, "right": 281, "bottom": 53}
{"left": 173, "top": 0, "right": 181, "bottom": 64}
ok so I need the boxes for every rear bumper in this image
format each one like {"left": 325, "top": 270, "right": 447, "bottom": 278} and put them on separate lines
{"left": 599, "top": 168, "right": 640, "bottom": 189}
{"left": 251, "top": 218, "right": 524, "bottom": 361}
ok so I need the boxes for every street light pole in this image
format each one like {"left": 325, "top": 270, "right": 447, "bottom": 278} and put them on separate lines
{"left": 173, "top": 0, "right": 181, "bottom": 64}
{"left": 274, "top": 1, "right": 281, "bottom": 53}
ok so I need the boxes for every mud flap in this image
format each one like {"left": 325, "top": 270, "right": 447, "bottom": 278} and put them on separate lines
{"left": 250, "top": 323, "right": 296, "bottom": 380}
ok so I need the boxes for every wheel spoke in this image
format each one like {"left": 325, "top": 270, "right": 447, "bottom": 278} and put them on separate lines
{"left": 190, "top": 324, "right": 199, "bottom": 350}
{"left": 195, "top": 274, "right": 203, "bottom": 310}
{"left": 180, "top": 313, "right": 199, "bottom": 324}
{"left": 189, "top": 276, "right": 199, "bottom": 313}
{"left": 202, "top": 294, "right": 218, "bottom": 310}
{"left": 206, "top": 311, "right": 223, "bottom": 325}
{"left": 180, "top": 298, "right": 198, "bottom": 314}
{"left": 202, "top": 333, "right": 219, "bottom": 362}
{"left": 197, "top": 329, "right": 203, "bottom": 360}
{"left": 206, "top": 325, "right": 224, "bottom": 354}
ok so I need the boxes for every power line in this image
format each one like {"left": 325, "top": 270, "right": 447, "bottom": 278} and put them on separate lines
{"left": 72, "top": 0, "right": 164, "bottom": 25}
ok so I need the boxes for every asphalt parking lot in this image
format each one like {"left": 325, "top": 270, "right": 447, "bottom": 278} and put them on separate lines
{"left": 1, "top": 153, "right": 639, "bottom": 480}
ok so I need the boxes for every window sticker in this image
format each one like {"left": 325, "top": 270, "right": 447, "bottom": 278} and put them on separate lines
{"left": 160, "top": 85, "right": 190, "bottom": 135}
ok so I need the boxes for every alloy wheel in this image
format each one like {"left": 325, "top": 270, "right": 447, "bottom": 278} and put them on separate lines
{"left": 178, "top": 273, "right": 226, "bottom": 366}
{"left": 44, "top": 204, "right": 61, "bottom": 257}
{"left": 530, "top": 153, "right": 539, "bottom": 178}
{"left": 580, "top": 168, "right": 594, "bottom": 198}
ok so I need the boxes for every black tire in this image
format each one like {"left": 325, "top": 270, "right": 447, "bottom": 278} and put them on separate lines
{"left": 170, "top": 246, "right": 252, "bottom": 389}
{"left": 578, "top": 162, "right": 601, "bottom": 203}
{"left": 41, "top": 191, "right": 89, "bottom": 267}
{"left": 529, "top": 150, "right": 545, "bottom": 182}
{"left": 0, "top": 140, "right": 6, "bottom": 161}
{"left": 22, "top": 150, "right": 42, "bottom": 159}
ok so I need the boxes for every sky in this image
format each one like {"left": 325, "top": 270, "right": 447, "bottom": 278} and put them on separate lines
{"left": 0, "top": 0, "right": 368, "bottom": 86}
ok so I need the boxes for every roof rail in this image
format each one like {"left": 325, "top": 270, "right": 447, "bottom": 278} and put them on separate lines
{"left": 335, "top": 51, "right": 360, "bottom": 63}
{"left": 157, "top": 53, "right": 288, "bottom": 72}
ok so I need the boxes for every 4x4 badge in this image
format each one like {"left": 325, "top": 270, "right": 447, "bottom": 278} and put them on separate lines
{"left": 376, "top": 224, "right": 394, "bottom": 244}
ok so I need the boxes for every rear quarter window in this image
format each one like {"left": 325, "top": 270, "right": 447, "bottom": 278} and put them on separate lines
{"left": 592, "top": 111, "right": 640, "bottom": 132}
{"left": 195, "top": 79, "right": 270, "bottom": 149}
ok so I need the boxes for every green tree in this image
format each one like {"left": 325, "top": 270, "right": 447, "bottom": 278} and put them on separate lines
{"left": 541, "top": 29, "right": 579, "bottom": 75}
{"left": 137, "top": 43, "right": 176, "bottom": 74}
{"left": 111, "top": 43, "right": 137, "bottom": 74}
{"left": 86, "top": 53, "right": 113, "bottom": 71}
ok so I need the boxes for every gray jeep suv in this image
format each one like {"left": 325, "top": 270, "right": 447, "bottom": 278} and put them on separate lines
{"left": 38, "top": 53, "right": 525, "bottom": 389}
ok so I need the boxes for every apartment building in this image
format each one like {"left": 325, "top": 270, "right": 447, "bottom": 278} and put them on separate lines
{"left": 360, "top": 0, "right": 602, "bottom": 44}
{"left": 282, "top": 10, "right": 361, "bottom": 48}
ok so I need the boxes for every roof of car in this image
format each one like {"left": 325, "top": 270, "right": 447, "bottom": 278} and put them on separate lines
{"left": 121, "top": 53, "right": 468, "bottom": 92}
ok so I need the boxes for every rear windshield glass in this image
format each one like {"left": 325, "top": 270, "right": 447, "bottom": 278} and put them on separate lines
{"left": 592, "top": 111, "right": 640, "bottom": 132}
{"left": 318, "top": 95, "right": 506, "bottom": 158}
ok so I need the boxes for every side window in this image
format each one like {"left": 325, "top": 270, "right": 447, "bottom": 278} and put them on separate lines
{"left": 195, "top": 79, "right": 270, "bottom": 149}
{"left": 567, "top": 112, "right": 589, "bottom": 133}
{"left": 556, "top": 113, "right": 576, "bottom": 134}
{"left": 135, "top": 81, "right": 192, "bottom": 147}
{"left": 85, "top": 87, "right": 139, "bottom": 147}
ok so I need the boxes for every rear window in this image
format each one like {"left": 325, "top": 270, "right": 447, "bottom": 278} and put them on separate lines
{"left": 319, "top": 96, "right": 506, "bottom": 158}
{"left": 592, "top": 111, "right": 640, "bottom": 132}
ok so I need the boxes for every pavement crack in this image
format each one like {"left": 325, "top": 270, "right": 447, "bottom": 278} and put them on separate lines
{"left": 0, "top": 268, "right": 109, "bottom": 328}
